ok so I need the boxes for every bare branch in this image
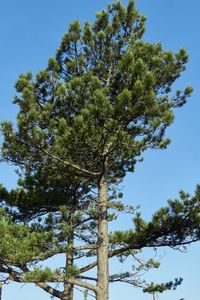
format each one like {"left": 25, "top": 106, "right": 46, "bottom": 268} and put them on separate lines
{"left": 79, "top": 261, "right": 98, "bottom": 274}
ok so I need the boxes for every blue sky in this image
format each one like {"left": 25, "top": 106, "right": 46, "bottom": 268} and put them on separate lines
{"left": 0, "top": 1, "right": 200, "bottom": 299}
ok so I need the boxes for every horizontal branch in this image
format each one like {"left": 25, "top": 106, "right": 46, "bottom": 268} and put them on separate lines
{"left": 37, "top": 283, "right": 62, "bottom": 298}
{"left": 108, "top": 237, "right": 200, "bottom": 259}
{"left": 1, "top": 264, "right": 98, "bottom": 293}
{"left": 109, "top": 277, "right": 144, "bottom": 288}
{"left": 76, "top": 236, "right": 200, "bottom": 275}
{"left": 67, "top": 278, "right": 98, "bottom": 293}
{"left": 74, "top": 244, "right": 97, "bottom": 251}
{"left": 75, "top": 275, "right": 97, "bottom": 282}
{"left": 42, "top": 149, "right": 100, "bottom": 177}
{"left": 79, "top": 261, "right": 98, "bottom": 274}
{"left": 0, "top": 265, "right": 61, "bottom": 298}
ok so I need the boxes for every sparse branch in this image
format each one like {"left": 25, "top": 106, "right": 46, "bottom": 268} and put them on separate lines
{"left": 110, "top": 277, "right": 144, "bottom": 288}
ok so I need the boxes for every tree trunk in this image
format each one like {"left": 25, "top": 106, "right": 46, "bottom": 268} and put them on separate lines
{"left": 62, "top": 281, "right": 74, "bottom": 300}
{"left": 153, "top": 292, "right": 157, "bottom": 300}
{"left": 96, "top": 173, "right": 109, "bottom": 300}
{"left": 61, "top": 227, "right": 74, "bottom": 300}
{"left": 0, "top": 283, "right": 2, "bottom": 300}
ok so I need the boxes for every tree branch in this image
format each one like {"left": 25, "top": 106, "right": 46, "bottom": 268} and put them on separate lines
{"left": 108, "top": 238, "right": 200, "bottom": 259}
{"left": 42, "top": 149, "right": 100, "bottom": 177}
{"left": 79, "top": 261, "right": 98, "bottom": 274}
{"left": 0, "top": 265, "right": 62, "bottom": 298}
{"left": 37, "top": 283, "right": 62, "bottom": 299}
{"left": 74, "top": 244, "right": 97, "bottom": 251}
{"left": 67, "top": 278, "right": 98, "bottom": 293}
{"left": 75, "top": 275, "right": 97, "bottom": 282}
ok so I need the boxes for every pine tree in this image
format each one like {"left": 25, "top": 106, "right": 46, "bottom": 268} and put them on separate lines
{"left": 0, "top": 1, "right": 199, "bottom": 300}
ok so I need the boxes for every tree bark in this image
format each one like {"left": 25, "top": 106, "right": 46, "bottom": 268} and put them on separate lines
{"left": 62, "top": 281, "right": 74, "bottom": 300}
{"left": 96, "top": 173, "right": 109, "bottom": 300}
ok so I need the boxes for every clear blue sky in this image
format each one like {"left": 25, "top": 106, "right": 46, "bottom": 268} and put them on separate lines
{"left": 0, "top": 1, "right": 200, "bottom": 299}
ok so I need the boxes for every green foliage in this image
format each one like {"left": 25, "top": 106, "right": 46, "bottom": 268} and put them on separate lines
{"left": 0, "top": 209, "right": 57, "bottom": 265}
{"left": 24, "top": 267, "right": 62, "bottom": 282}
{"left": 143, "top": 278, "right": 183, "bottom": 294}
{"left": 110, "top": 186, "right": 200, "bottom": 250}
{"left": 65, "top": 265, "right": 80, "bottom": 278}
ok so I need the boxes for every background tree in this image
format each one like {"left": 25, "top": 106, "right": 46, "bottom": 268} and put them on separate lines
{"left": 0, "top": 1, "right": 199, "bottom": 300}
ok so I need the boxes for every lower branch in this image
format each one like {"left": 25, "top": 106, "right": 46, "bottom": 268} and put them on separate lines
{"left": 37, "top": 283, "right": 62, "bottom": 298}
{"left": 79, "top": 261, "right": 98, "bottom": 274}
{"left": 67, "top": 278, "right": 98, "bottom": 293}
{"left": 0, "top": 265, "right": 62, "bottom": 298}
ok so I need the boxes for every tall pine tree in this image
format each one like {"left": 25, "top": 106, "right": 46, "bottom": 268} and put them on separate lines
{"left": 1, "top": 1, "right": 199, "bottom": 300}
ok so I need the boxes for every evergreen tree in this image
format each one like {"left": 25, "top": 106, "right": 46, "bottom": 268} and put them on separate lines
{"left": 0, "top": 1, "right": 199, "bottom": 300}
